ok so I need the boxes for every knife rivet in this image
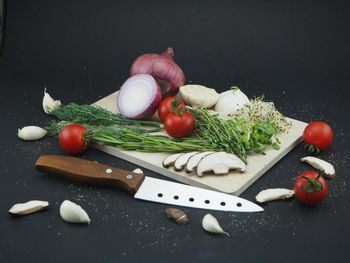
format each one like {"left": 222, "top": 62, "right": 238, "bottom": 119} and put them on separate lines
{"left": 105, "top": 168, "right": 112, "bottom": 174}
{"left": 126, "top": 174, "right": 133, "bottom": 180}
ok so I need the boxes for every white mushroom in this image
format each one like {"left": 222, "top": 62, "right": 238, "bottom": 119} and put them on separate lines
{"left": 255, "top": 188, "right": 295, "bottom": 203}
{"left": 301, "top": 156, "right": 336, "bottom": 179}
{"left": 185, "top": 151, "right": 214, "bottom": 173}
{"left": 8, "top": 200, "right": 49, "bottom": 216}
{"left": 196, "top": 152, "right": 246, "bottom": 177}
{"left": 174, "top": 152, "right": 199, "bottom": 171}
{"left": 162, "top": 153, "right": 184, "bottom": 168}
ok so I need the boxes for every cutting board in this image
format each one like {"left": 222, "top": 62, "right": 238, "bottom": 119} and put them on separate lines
{"left": 92, "top": 92, "right": 307, "bottom": 196}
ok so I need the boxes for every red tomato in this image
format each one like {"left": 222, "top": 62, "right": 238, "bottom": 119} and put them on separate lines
{"left": 303, "top": 121, "right": 333, "bottom": 154}
{"left": 294, "top": 171, "right": 328, "bottom": 205}
{"left": 59, "top": 124, "right": 88, "bottom": 154}
{"left": 158, "top": 97, "right": 185, "bottom": 121}
{"left": 164, "top": 111, "right": 195, "bottom": 138}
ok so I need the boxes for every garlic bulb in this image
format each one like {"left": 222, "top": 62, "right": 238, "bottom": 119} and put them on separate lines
{"left": 42, "top": 88, "right": 62, "bottom": 114}
{"left": 8, "top": 200, "right": 49, "bottom": 215}
{"left": 202, "top": 213, "right": 229, "bottom": 236}
{"left": 179, "top": 85, "right": 219, "bottom": 108}
{"left": 214, "top": 87, "right": 249, "bottom": 114}
{"left": 59, "top": 200, "right": 91, "bottom": 224}
{"left": 18, "top": 126, "right": 47, "bottom": 141}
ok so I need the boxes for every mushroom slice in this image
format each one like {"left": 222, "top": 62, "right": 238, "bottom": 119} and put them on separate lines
{"left": 196, "top": 152, "right": 246, "bottom": 177}
{"left": 255, "top": 188, "right": 295, "bottom": 203}
{"left": 9, "top": 200, "right": 49, "bottom": 215}
{"left": 174, "top": 152, "right": 199, "bottom": 171}
{"left": 163, "top": 153, "right": 184, "bottom": 168}
{"left": 301, "top": 156, "right": 336, "bottom": 179}
{"left": 185, "top": 151, "right": 214, "bottom": 173}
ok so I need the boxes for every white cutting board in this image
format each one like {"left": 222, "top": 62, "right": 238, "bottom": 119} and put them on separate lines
{"left": 93, "top": 92, "right": 307, "bottom": 196}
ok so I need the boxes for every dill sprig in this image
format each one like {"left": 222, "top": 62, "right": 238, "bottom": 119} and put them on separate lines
{"left": 49, "top": 103, "right": 163, "bottom": 130}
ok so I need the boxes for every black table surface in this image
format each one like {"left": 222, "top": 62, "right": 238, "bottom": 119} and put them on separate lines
{"left": 1, "top": 1, "right": 349, "bottom": 262}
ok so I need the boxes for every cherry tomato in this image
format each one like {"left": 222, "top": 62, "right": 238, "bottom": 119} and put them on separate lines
{"left": 157, "top": 96, "right": 185, "bottom": 121}
{"left": 303, "top": 121, "right": 333, "bottom": 154}
{"left": 164, "top": 111, "right": 195, "bottom": 138}
{"left": 59, "top": 124, "right": 88, "bottom": 154}
{"left": 294, "top": 171, "right": 328, "bottom": 205}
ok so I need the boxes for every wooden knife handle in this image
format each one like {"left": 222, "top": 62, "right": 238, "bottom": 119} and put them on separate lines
{"left": 35, "top": 155, "right": 145, "bottom": 194}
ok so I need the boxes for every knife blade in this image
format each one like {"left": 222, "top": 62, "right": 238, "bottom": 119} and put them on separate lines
{"left": 35, "top": 155, "right": 263, "bottom": 212}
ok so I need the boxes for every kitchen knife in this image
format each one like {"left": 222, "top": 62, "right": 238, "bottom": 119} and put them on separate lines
{"left": 35, "top": 155, "right": 263, "bottom": 212}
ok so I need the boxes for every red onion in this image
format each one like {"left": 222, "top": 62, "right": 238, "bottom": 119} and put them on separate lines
{"left": 130, "top": 47, "right": 185, "bottom": 97}
{"left": 117, "top": 74, "right": 161, "bottom": 119}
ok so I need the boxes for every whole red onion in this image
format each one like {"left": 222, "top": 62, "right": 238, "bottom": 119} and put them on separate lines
{"left": 130, "top": 47, "right": 185, "bottom": 97}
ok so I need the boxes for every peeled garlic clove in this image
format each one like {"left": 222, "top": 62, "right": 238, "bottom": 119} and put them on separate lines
{"left": 8, "top": 200, "right": 49, "bottom": 215}
{"left": 18, "top": 126, "right": 47, "bottom": 140}
{"left": 42, "top": 88, "right": 62, "bottom": 114}
{"left": 301, "top": 156, "right": 336, "bottom": 179}
{"left": 202, "top": 213, "right": 229, "bottom": 237}
{"left": 59, "top": 200, "right": 91, "bottom": 224}
{"left": 255, "top": 188, "right": 295, "bottom": 203}
{"left": 132, "top": 168, "right": 144, "bottom": 175}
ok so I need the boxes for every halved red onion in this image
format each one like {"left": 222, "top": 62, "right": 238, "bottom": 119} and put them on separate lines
{"left": 117, "top": 74, "right": 161, "bottom": 119}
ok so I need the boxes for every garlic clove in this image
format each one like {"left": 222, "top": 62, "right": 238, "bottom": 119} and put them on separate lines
{"left": 301, "top": 156, "right": 336, "bottom": 179}
{"left": 202, "top": 213, "right": 229, "bottom": 237}
{"left": 132, "top": 168, "right": 144, "bottom": 175}
{"left": 18, "top": 126, "right": 47, "bottom": 141}
{"left": 59, "top": 200, "right": 91, "bottom": 224}
{"left": 8, "top": 200, "right": 49, "bottom": 215}
{"left": 255, "top": 188, "right": 295, "bottom": 203}
{"left": 42, "top": 88, "right": 62, "bottom": 114}
{"left": 165, "top": 208, "right": 189, "bottom": 225}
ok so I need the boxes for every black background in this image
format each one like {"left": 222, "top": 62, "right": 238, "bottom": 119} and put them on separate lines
{"left": 1, "top": 0, "right": 350, "bottom": 262}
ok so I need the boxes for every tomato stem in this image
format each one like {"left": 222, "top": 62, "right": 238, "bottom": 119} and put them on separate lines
{"left": 305, "top": 144, "right": 321, "bottom": 155}
{"left": 301, "top": 174, "right": 323, "bottom": 192}
{"left": 170, "top": 98, "right": 185, "bottom": 116}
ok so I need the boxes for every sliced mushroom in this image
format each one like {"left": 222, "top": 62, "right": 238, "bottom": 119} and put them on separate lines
{"left": 196, "top": 152, "right": 246, "bottom": 177}
{"left": 162, "top": 153, "right": 184, "bottom": 168}
{"left": 185, "top": 151, "right": 214, "bottom": 173}
{"left": 9, "top": 200, "right": 49, "bottom": 216}
{"left": 301, "top": 156, "right": 336, "bottom": 179}
{"left": 255, "top": 188, "right": 295, "bottom": 203}
{"left": 174, "top": 152, "right": 199, "bottom": 171}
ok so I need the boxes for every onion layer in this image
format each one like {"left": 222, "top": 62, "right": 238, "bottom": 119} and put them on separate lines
{"left": 130, "top": 47, "right": 185, "bottom": 97}
{"left": 117, "top": 74, "right": 161, "bottom": 119}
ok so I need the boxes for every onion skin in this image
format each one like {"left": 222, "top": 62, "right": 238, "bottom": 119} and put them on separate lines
{"left": 130, "top": 47, "right": 185, "bottom": 97}
{"left": 117, "top": 74, "right": 162, "bottom": 120}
